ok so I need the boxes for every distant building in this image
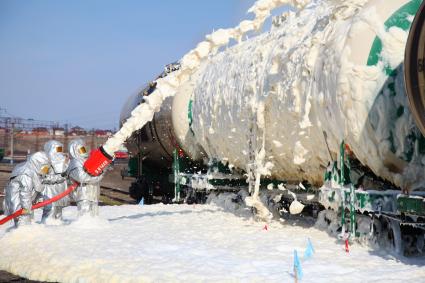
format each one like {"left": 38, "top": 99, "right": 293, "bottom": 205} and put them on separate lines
{"left": 70, "top": 126, "right": 86, "bottom": 136}
{"left": 92, "top": 129, "right": 113, "bottom": 137}
{"left": 53, "top": 127, "right": 65, "bottom": 136}
{"left": 94, "top": 129, "right": 108, "bottom": 137}
{"left": 32, "top": 127, "right": 49, "bottom": 136}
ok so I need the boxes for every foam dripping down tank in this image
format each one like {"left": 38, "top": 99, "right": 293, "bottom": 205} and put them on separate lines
{"left": 121, "top": 0, "right": 425, "bottom": 191}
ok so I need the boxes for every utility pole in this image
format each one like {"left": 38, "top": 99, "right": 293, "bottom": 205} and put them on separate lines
{"left": 3, "top": 118, "right": 9, "bottom": 154}
{"left": 35, "top": 132, "right": 39, "bottom": 152}
{"left": 64, "top": 124, "right": 69, "bottom": 152}
{"left": 90, "top": 128, "right": 95, "bottom": 151}
{"left": 10, "top": 122, "right": 14, "bottom": 165}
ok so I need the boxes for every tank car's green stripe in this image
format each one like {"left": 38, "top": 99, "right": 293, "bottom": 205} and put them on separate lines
{"left": 365, "top": 0, "right": 423, "bottom": 161}
{"left": 188, "top": 99, "right": 195, "bottom": 136}
{"left": 367, "top": 0, "right": 422, "bottom": 70}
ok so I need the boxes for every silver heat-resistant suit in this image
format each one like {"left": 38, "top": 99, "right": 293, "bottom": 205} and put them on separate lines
{"left": 68, "top": 139, "right": 104, "bottom": 217}
{"left": 3, "top": 152, "right": 50, "bottom": 227}
{"left": 41, "top": 140, "right": 70, "bottom": 223}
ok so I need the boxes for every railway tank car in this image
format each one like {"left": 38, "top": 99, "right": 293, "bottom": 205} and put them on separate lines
{"left": 122, "top": 0, "right": 425, "bottom": 196}
{"left": 121, "top": 0, "right": 425, "bottom": 254}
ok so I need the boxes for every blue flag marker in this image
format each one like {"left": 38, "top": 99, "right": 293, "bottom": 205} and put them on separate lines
{"left": 303, "top": 238, "right": 315, "bottom": 260}
{"left": 293, "top": 249, "right": 303, "bottom": 280}
{"left": 139, "top": 197, "right": 144, "bottom": 206}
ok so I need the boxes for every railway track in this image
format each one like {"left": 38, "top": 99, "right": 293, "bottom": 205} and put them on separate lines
{"left": 100, "top": 185, "right": 135, "bottom": 205}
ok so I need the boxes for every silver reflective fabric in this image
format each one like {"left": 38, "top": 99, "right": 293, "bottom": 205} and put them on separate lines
{"left": 68, "top": 138, "right": 88, "bottom": 161}
{"left": 3, "top": 152, "right": 49, "bottom": 227}
{"left": 67, "top": 139, "right": 103, "bottom": 217}
{"left": 42, "top": 140, "right": 70, "bottom": 222}
{"left": 44, "top": 140, "right": 68, "bottom": 174}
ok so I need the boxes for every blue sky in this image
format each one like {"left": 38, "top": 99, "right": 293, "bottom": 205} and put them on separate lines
{"left": 0, "top": 0, "right": 256, "bottom": 130}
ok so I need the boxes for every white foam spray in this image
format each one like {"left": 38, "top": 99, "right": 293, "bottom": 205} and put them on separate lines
{"left": 103, "top": 0, "right": 310, "bottom": 156}
{"left": 102, "top": 0, "right": 311, "bottom": 220}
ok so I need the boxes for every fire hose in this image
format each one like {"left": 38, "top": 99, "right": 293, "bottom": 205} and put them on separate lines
{"left": 0, "top": 146, "right": 113, "bottom": 226}
{"left": 0, "top": 182, "right": 79, "bottom": 225}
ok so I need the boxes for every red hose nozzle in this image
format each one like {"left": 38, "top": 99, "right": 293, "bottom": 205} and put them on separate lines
{"left": 83, "top": 146, "right": 114, "bottom": 176}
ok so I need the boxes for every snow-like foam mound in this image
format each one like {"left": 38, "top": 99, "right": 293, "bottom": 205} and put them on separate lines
{"left": 1, "top": 205, "right": 424, "bottom": 282}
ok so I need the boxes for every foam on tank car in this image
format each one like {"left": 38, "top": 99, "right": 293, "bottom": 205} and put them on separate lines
{"left": 122, "top": 0, "right": 425, "bottom": 191}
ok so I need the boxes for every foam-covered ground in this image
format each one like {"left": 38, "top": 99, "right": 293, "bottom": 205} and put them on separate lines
{"left": 0, "top": 202, "right": 424, "bottom": 282}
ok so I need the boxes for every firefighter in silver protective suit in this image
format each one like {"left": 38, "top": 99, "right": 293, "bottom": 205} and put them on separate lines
{"left": 67, "top": 139, "right": 104, "bottom": 217}
{"left": 41, "top": 140, "right": 70, "bottom": 223}
{"left": 3, "top": 152, "right": 50, "bottom": 227}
